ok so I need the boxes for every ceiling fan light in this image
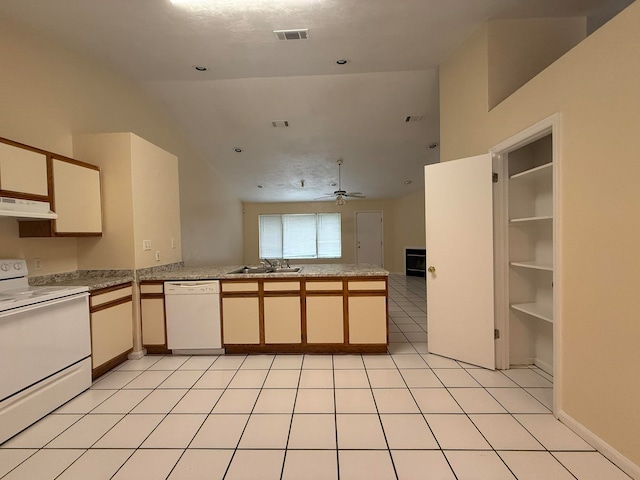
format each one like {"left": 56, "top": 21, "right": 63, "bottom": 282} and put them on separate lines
{"left": 336, "top": 196, "right": 345, "bottom": 206}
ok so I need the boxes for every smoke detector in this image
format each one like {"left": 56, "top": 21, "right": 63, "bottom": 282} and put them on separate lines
{"left": 274, "top": 29, "right": 309, "bottom": 40}
{"left": 405, "top": 115, "right": 425, "bottom": 122}
{"left": 271, "top": 120, "right": 290, "bottom": 128}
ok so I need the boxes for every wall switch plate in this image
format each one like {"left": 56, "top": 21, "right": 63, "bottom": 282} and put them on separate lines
{"left": 143, "top": 240, "right": 152, "bottom": 251}
{"left": 155, "top": 251, "right": 161, "bottom": 262}
{"left": 171, "top": 238, "right": 176, "bottom": 249}
{"left": 33, "top": 258, "right": 42, "bottom": 271}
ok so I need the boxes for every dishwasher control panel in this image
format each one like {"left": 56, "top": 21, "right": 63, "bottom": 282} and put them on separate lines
{"left": 164, "top": 281, "right": 220, "bottom": 295}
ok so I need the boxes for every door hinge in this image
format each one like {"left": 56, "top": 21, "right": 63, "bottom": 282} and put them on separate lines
{"left": 492, "top": 172, "right": 499, "bottom": 183}
{"left": 494, "top": 329, "right": 500, "bottom": 339}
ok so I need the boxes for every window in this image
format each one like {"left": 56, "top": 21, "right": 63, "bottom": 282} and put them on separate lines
{"left": 259, "top": 213, "right": 341, "bottom": 259}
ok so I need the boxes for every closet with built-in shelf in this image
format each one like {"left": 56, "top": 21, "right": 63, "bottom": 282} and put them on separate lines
{"left": 506, "top": 133, "right": 554, "bottom": 374}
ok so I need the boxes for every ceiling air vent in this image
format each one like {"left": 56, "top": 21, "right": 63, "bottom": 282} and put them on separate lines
{"left": 274, "top": 29, "right": 309, "bottom": 40}
{"left": 405, "top": 115, "right": 425, "bottom": 122}
{"left": 272, "top": 120, "right": 290, "bottom": 128}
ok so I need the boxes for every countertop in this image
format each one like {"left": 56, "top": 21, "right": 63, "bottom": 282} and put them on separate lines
{"left": 138, "top": 263, "right": 389, "bottom": 281}
{"left": 29, "top": 270, "right": 134, "bottom": 292}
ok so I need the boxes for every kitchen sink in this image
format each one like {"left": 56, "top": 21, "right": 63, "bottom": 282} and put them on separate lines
{"left": 226, "top": 266, "right": 302, "bottom": 274}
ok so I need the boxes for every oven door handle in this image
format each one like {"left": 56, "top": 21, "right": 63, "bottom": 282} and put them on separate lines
{"left": 0, "top": 293, "right": 88, "bottom": 318}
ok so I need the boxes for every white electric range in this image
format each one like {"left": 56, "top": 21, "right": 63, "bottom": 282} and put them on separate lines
{"left": 0, "top": 259, "right": 91, "bottom": 444}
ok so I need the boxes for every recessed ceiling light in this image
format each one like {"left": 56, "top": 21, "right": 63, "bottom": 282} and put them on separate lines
{"left": 429, "top": 142, "right": 439, "bottom": 149}
{"left": 257, "top": 185, "right": 264, "bottom": 189}
{"left": 336, "top": 59, "right": 349, "bottom": 65}
{"left": 193, "top": 65, "right": 208, "bottom": 72}
{"left": 404, "top": 180, "right": 412, "bottom": 185}
{"left": 234, "top": 147, "right": 243, "bottom": 153}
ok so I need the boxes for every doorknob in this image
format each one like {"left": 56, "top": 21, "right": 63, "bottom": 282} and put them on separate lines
{"left": 427, "top": 266, "right": 436, "bottom": 273}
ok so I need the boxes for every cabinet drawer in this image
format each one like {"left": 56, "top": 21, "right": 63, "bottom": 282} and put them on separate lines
{"left": 221, "top": 281, "right": 259, "bottom": 293}
{"left": 264, "top": 281, "right": 300, "bottom": 292}
{"left": 90, "top": 286, "right": 132, "bottom": 308}
{"left": 306, "top": 281, "right": 343, "bottom": 292}
{"left": 140, "top": 283, "right": 163, "bottom": 294}
{"left": 348, "top": 280, "right": 386, "bottom": 291}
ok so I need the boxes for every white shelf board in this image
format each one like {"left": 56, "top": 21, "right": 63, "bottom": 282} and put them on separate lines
{"left": 511, "top": 302, "right": 553, "bottom": 323}
{"left": 510, "top": 162, "right": 552, "bottom": 181}
{"left": 510, "top": 261, "right": 553, "bottom": 272}
{"left": 510, "top": 215, "right": 553, "bottom": 224}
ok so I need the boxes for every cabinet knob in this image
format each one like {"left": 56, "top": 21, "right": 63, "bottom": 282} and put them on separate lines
{"left": 427, "top": 266, "right": 436, "bottom": 273}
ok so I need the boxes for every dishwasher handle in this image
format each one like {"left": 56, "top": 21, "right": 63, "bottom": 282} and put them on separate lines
{"left": 164, "top": 280, "right": 220, "bottom": 294}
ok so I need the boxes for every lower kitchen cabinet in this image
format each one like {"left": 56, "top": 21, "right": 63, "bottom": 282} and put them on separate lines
{"left": 140, "top": 281, "right": 169, "bottom": 354}
{"left": 264, "top": 296, "right": 302, "bottom": 344}
{"left": 221, "top": 297, "right": 260, "bottom": 344}
{"left": 306, "top": 296, "right": 344, "bottom": 343}
{"left": 89, "top": 283, "right": 133, "bottom": 379}
{"left": 348, "top": 296, "right": 387, "bottom": 344}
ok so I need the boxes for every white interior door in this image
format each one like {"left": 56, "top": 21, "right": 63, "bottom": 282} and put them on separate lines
{"left": 425, "top": 154, "right": 495, "bottom": 369}
{"left": 355, "top": 211, "right": 383, "bottom": 267}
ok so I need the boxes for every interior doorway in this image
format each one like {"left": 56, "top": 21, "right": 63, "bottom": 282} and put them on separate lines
{"left": 355, "top": 211, "right": 383, "bottom": 267}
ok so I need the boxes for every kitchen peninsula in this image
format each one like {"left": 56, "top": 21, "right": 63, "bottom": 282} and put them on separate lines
{"left": 139, "top": 263, "right": 389, "bottom": 355}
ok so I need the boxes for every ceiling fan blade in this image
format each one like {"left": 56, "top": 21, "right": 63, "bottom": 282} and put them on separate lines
{"left": 345, "top": 193, "right": 366, "bottom": 198}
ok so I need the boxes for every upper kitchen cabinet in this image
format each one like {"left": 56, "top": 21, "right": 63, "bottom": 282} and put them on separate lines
{"left": 19, "top": 156, "right": 103, "bottom": 237}
{"left": 0, "top": 137, "right": 49, "bottom": 200}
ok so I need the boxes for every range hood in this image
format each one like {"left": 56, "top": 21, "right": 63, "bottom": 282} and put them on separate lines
{"left": 0, "top": 197, "right": 57, "bottom": 220}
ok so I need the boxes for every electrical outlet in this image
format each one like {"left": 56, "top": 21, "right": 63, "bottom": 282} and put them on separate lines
{"left": 155, "top": 251, "right": 161, "bottom": 262}
{"left": 143, "top": 240, "right": 152, "bottom": 251}
{"left": 171, "top": 238, "right": 176, "bottom": 249}
{"left": 33, "top": 258, "right": 42, "bottom": 271}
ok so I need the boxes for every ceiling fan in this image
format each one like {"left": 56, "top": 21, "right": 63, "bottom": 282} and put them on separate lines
{"left": 317, "top": 160, "right": 365, "bottom": 205}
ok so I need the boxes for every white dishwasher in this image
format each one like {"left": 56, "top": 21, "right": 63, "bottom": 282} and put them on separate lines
{"left": 164, "top": 280, "right": 223, "bottom": 354}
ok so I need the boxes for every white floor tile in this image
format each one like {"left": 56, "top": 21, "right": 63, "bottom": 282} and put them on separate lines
{"left": 189, "top": 414, "right": 249, "bottom": 448}
{"left": 141, "top": 414, "right": 206, "bottom": 448}
{"left": 400, "top": 369, "right": 443, "bottom": 388}
{"left": 335, "top": 388, "right": 377, "bottom": 413}
{"left": 94, "top": 414, "right": 164, "bottom": 448}
{"left": 487, "top": 388, "right": 551, "bottom": 413}
{"left": 298, "top": 369, "right": 334, "bottom": 388}
{"left": 389, "top": 332, "right": 409, "bottom": 342}
{"left": 253, "top": 388, "right": 297, "bottom": 413}
{"left": 336, "top": 414, "right": 387, "bottom": 449}
{"left": 209, "top": 355, "right": 246, "bottom": 370}
{"left": 227, "top": 369, "right": 268, "bottom": 388}
{"left": 111, "top": 449, "right": 183, "bottom": 480}
{"left": 445, "top": 451, "right": 516, "bottom": 480}
{"left": 334, "top": 369, "right": 370, "bottom": 388}
{"left": 498, "top": 451, "right": 576, "bottom": 480}
{"left": 503, "top": 368, "right": 553, "bottom": 388}
{"left": 263, "top": 369, "right": 301, "bottom": 388}
{"left": 388, "top": 343, "right": 418, "bottom": 354}
{"left": 239, "top": 354, "right": 274, "bottom": 370}
{"left": 90, "top": 389, "right": 150, "bottom": 414}
{"left": 469, "top": 414, "right": 544, "bottom": 450}
{"left": 122, "top": 370, "right": 172, "bottom": 389}
{"left": 168, "top": 449, "right": 233, "bottom": 480}
{"left": 210, "top": 389, "right": 260, "bottom": 413}
{"left": 302, "top": 355, "right": 333, "bottom": 370}
{"left": 1, "top": 414, "right": 82, "bottom": 448}
{"left": 271, "top": 354, "right": 303, "bottom": 370}
{"left": 411, "top": 388, "right": 463, "bottom": 413}
{"left": 192, "top": 369, "right": 235, "bottom": 388}
{"left": 411, "top": 343, "right": 429, "bottom": 354}
{"left": 287, "top": 414, "right": 336, "bottom": 449}
{"left": 467, "top": 369, "right": 519, "bottom": 387}
{"left": 421, "top": 354, "right": 462, "bottom": 369}
{"left": 54, "top": 389, "right": 116, "bottom": 414}
{"left": 424, "top": 414, "right": 491, "bottom": 450}
{"left": 448, "top": 388, "right": 507, "bottom": 413}
{"left": 338, "top": 450, "right": 396, "bottom": 480}
{"left": 432, "top": 369, "right": 481, "bottom": 387}
{"left": 392, "top": 450, "right": 455, "bottom": 480}
{"left": 2, "top": 449, "right": 84, "bottom": 480}
{"left": 524, "top": 387, "right": 553, "bottom": 410}
{"left": 238, "top": 414, "right": 292, "bottom": 448}
{"left": 57, "top": 449, "right": 133, "bottom": 480}
{"left": 225, "top": 450, "right": 284, "bottom": 480}
{"left": 333, "top": 355, "right": 364, "bottom": 369}
{"left": 90, "top": 371, "right": 141, "bottom": 390}
{"left": 116, "top": 355, "right": 161, "bottom": 371}
{"left": 45, "top": 414, "right": 123, "bottom": 448}
{"left": 147, "top": 356, "right": 189, "bottom": 371}
{"left": 170, "top": 389, "right": 223, "bottom": 413}
{"left": 380, "top": 414, "right": 438, "bottom": 449}
{"left": 0, "top": 450, "right": 37, "bottom": 477}
{"left": 282, "top": 450, "right": 338, "bottom": 480}
{"left": 367, "top": 369, "right": 406, "bottom": 388}
{"left": 177, "top": 355, "right": 217, "bottom": 370}
{"left": 294, "top": 388, "right": 335, "bottom": 413}
{"left": 363, "top": 355, "right": 397, "bottom": 369}
{"left": 514, "top": 414, "right": 594, "bottom": 450}
{"left": 158, "top": 370, "right": 204, "bottom": 389}
{"left": 373, "top": 388, "right": 420, "bottom": 413}
{"left": 130, "top": 389, "right": 188, "bottom": 414}
{"left": 552, "top": 452, "right": 633, "bottom": 480}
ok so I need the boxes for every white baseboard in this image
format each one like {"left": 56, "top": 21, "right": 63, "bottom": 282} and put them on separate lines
{"left": 534, "top": 358, "right": 553, "bottom": 376}
{"left": 558, "top": 410, "right": 640, "bottom": 479}
{"left": 127, "top": 348, "right": 147, "bottom": 360}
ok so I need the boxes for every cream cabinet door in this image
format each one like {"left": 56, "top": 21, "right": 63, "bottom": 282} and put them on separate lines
{"left": 306, "top": 296, "right": 344, "bottom": 344}
{"left": 264, "top": 296, "right": 301, "bottom": 344}
{"left": 222, "top": 297, "right": 260, "bottom": 344}
{"left": 348, "top": 296, "right": 387, "bottom": 344}
{"left": 91, "top": 301, "right": 133, "bottom": 368}
{"left": 141, "top": 297, "right": 166, "bottom": 346}
{"left": 52, "top": 159, "right": 102, "bottom": 233}
{"left": 0, "top": 142, "right": 48, "bottom": 196}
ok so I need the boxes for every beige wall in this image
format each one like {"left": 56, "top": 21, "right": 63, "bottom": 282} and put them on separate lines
{"left": 440, "top": 3, "right": 640, "bottom": 467}
{"left": 0, "top": 18, "right": 242, "bottom": 274}
{"left": 243, "top": 191, "right": 426, "bottom": 272}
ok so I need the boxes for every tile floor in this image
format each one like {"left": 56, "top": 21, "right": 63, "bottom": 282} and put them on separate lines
{"left": 0, "top": 274, "right": 631, "bottom": 479}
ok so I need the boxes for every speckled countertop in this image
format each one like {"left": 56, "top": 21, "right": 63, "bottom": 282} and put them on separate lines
{"left": 29, "top": 270, "right": 134, "bottom": 291}
{"left": 138, "top": 263, "right": 388, "bottom": 281}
